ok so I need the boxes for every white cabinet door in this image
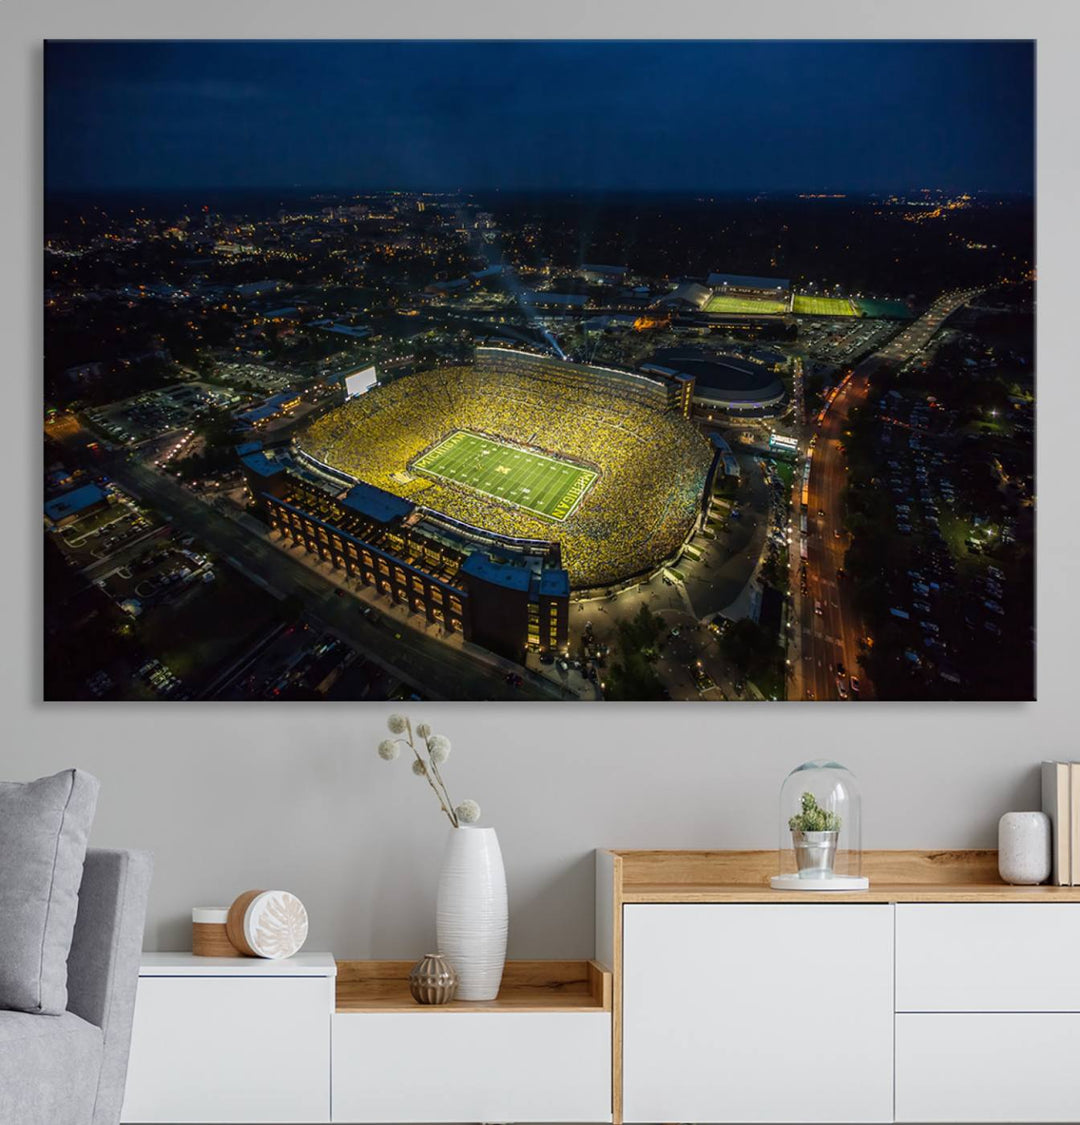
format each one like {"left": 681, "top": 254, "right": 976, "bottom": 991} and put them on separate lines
{"left": 333, "top": 1011, "right": 611, "bottom": 1123}
{"left": 896, "top": 904, "right": 1080, "bottom": 1011}
{"left": 896, "top": 1013, "right": 1080, "bottom": 1122}
{"left": 623, "top": 904, "right": 893, "bottom": 1124}
{"left": 121, "top": 976, "right": 331, "bottom": 1123}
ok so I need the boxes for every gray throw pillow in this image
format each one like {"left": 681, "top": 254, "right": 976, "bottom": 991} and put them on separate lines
{"left": 0, "top": 769, "right": 100, "bottom": 1014}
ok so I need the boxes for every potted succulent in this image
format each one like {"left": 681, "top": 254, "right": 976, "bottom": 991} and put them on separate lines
{"left": 788, "top": 791, "right": 842, "bottom": 877}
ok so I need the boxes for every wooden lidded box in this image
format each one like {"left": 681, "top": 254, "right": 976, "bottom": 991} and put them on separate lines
{"left": 192, "top": 906, "right": 239, "bottom": 957}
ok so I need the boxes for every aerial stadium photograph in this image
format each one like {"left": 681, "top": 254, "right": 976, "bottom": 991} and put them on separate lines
{"left": 43, "top": 38, "right": 1035, "bottom": 702}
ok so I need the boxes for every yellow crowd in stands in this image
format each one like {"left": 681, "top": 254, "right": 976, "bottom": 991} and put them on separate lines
{"left": 299, "top": 361, "right": 713, "bottom": 588}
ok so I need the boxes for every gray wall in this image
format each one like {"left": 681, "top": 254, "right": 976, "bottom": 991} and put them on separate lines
{"left": 4, "top": 2, "right": 1078, "bottom": 959}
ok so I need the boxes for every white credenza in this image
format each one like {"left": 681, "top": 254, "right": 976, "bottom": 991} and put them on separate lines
{"left": 602, "top": 849, "right": 1080, "bottom": 1125}
{"left": 120, "top": 953, "right": 336, "bottom": 1124}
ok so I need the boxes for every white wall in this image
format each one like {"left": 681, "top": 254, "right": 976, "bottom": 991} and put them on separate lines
{"left": 4, "top": 1, "right": 1078, "bottom": 959}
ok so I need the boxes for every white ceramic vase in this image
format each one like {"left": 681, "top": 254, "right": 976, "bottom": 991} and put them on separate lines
{"left": 998, "top": 811, "right": 1052, "bottom": 885}
{"left": 435, "top": 825, "right": 507, "bottom": 1001}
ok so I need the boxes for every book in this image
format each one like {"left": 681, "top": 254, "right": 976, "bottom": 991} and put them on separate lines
{"left": 1041, "top": 760, "right": 1071, "bottom": 886}
{"left": 1071, "top": 763, "right": 1080, "bottom": 887}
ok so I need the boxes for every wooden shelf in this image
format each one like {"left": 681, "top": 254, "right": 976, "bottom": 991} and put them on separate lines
{"left": 335, "top": 959, "right": 611, "bottom": 1013}
{"left": 622, "top": 883, "right": 1080, "bottom": 903}
{"left": 605, "top": 849, "right": 1080, "bottom": 903}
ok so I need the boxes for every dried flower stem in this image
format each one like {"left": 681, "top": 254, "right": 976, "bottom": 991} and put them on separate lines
{"left": 403, "top": 718, "right": 458, "bottom": 827}
{"left": 425, "top": 748, "right": 458, "bottom": 828}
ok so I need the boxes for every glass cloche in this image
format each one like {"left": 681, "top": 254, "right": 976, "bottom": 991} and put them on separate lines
{"left": 771, "top": 760, "right": 868, "bottom": 891}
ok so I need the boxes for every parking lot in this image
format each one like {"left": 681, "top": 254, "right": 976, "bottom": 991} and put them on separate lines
{"left": 798, "top": 317, "right": 898, "bottom": 364}
{"left": 861, "top": 386, "right": 1017, "bottom": 686}
{"left": 53, "top": 486, "right": 159, "bottom": 568}
{"left": 207, "top": 359, "right": 297, "bottom": 393}
{"left": 87, "top": 382, "right": 239, "bottom": 446}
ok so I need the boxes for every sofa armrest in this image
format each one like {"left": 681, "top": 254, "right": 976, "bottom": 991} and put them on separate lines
{"left": 66, "top": 848, "right": 153, "bottom": 1125}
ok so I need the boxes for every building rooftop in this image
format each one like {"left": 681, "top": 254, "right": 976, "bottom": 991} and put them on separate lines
{"left": 707, "top": 273, "right": 791, "bottom": 291}
{"left": 460, "top": 552, "right": 534, "bottom": 592}
{"left": 237, "top": 404, "right": 277, "bottom": 424}
{"left": 539, "top": 569, "right": 571, "bottom": 597}
{"left": 240, "top": 451, "right": 287, "bottom": 478}
{"left": 266, "top": 390, "right": 301, "bottom": 409}
{"left": 658, "top": 281, "right": 712, "bottom": 309}
{"left": 342, "top": 481, "right": 415, "bottom": 525}
{"left": 44, "top": 483, "right": 107, "bottom": 523}
{"left": 650, "top": 348, "right": 784, "bottom": 403}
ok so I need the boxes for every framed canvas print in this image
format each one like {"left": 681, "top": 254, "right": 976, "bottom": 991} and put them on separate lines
{"left": 43, "top": 39, "right": 1034, "bottom": 701}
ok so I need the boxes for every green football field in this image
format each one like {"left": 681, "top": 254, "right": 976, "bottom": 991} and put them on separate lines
{"left": 412, "top": 430, "right": 597, "bottom": 522}
{"left": 704, "top": 294, "right": 789, "bottom": 315}
{"left": 792, "top": 294, "right": 860, "bottom": 317}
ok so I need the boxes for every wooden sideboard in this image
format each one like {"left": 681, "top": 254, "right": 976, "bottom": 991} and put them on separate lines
{"left": 120, "top": 852, "right": 1080, "bottom": 1124}
{"left": 596, "top": 850, "right": 1080, "bottom": 1125}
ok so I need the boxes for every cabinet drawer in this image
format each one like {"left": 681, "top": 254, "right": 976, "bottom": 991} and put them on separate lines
{"left": 121, "top": 976, "right": 332, "bottom": 1123}
{"left": 896, "top": 1013, "right": 1080, "bottom": 1122}
{"left": 332, "top": 1011, "right": 611, "bottom": 1123}
{"left": 896, "top": 904, "right": 1080, "bottom": 1011}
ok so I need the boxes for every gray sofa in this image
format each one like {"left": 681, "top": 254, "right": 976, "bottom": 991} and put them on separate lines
{"left": 0, "top": 848, "right": 153, "bottom": 1125}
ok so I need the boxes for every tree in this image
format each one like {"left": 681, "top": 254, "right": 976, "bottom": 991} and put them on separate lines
{"left": 720, "top": 618, "right": 777, "bottom": 680}
{"left": 604, "top": 604, "right": 668, "bottom": 701}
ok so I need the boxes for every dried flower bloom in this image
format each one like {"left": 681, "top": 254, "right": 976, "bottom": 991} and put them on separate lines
{"left": 415, "top": 722, "right": 432, "bottom": 739}
{"left": 454, "top": 799, "right": 481, "bottom": 824}
{"left": 411, "top": 758, "right": 427, "bottom": 777}
{"left": 377, "top": 739, "right": 400, "bottom": 761}
{"left": 428, "top": 735, "right": 451, "bottom": 764}
{"left": 386, "top": 713, "right": 409, "bottom": 735}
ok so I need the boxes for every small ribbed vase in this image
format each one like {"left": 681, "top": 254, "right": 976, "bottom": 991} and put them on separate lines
{"left": 408, "top": 952, "right": 458, "bottom": 1005}
{"left": 435, "top": 826, "right": 507, "bottom": 1001}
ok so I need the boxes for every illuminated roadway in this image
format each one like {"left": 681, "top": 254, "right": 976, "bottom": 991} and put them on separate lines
{"left": 791, "top": 289, "right": 981, "bottom": 700}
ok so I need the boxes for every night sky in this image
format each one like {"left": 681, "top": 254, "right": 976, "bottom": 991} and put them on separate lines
{"left": 44, "top": 40, "right": 1034, "bottom": 196}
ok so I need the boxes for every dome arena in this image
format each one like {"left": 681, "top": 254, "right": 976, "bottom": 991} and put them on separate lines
{"left": 648, "top": 347, "right": 786, "bottom": 415}
{"left": 296, "top": 349, "right": 714, "bottom": 589}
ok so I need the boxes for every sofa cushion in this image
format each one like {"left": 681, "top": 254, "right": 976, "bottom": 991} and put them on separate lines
{"left": 0, "top": 1009, "right": 103, "bottom": 1125}
{"left": 0, "top": 769, "right": 100, "bottom": 1014}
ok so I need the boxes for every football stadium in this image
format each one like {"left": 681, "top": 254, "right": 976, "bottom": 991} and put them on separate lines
{"left": 295, "top": 349, "right": 715, "bottom": 590}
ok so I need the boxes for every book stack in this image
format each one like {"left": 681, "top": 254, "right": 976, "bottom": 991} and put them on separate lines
{"left": 1041, "top": 760, "right": 1080, "bottom": 885}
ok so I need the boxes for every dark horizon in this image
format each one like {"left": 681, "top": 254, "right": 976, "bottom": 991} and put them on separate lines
{"left": 45, "top": 186, "right": 1036, "bottom": 199}
{"left": 45, "top": 40, "right": 1035, "bottom": 197}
